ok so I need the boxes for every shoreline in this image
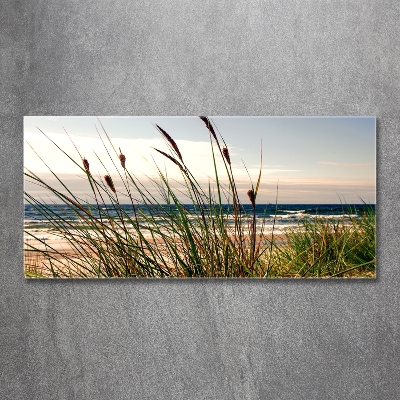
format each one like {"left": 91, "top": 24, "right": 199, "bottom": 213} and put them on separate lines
{"left": 24, "top": 232, "right": 286, "bottom": 278}
{"left": 24, "top": 222, "right": 375, "bottom": 278}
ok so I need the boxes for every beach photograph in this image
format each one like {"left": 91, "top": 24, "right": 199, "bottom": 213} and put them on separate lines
{"left": 24, "top": 116, "right": 376, "bottom": 278}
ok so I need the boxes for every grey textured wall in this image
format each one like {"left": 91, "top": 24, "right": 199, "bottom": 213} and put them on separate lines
{"left": 1, "top": 1, "right": 399, "bottom": 399}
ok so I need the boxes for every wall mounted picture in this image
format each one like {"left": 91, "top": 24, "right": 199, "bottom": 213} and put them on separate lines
{"left": 24, "top": 116, "right": 376, "bottom": 278}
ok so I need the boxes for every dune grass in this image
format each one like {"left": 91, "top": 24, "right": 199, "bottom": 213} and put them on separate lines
{"left": 264, "top": 204, "right": 376, "bottom": 278}
{"left": 24, "top": 117, "right": 375, "bottom": 278}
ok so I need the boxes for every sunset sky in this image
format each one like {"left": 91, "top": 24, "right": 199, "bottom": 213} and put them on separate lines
{"left": 24, "top": 116, "right": 376, "bottom": 204}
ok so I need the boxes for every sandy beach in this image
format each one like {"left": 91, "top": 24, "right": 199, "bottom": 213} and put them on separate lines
{"left": 24, "top": 230, "right": 286, "bottom": 278}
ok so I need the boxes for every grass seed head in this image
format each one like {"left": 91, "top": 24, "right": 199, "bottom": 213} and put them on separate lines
{"left": 104, "top": 175, "right": 116, "bottom": 193}
{"left": 152, "top": 148, "right": 186, "bottom": 173}
{"left": 119, "top": 148, "right": 126, "bottom": 169}
{"left": 222, "top": 147, "right": 231, "bottom": 165}
{"left": 82, "top": 158, "right": 90, "bottom": 174}
{"left": 247, "top": 189, "right": 255, "bottom": 208}
{"left": 199, "top": 116, "right": 218, "bottom": 142}
{"left": 155, "top": 124, "right": 183, "bottom": 162}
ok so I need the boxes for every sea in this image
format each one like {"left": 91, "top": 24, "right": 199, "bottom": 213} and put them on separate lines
{"left": 24, "top": 203, "right": 375, "bottom": 242}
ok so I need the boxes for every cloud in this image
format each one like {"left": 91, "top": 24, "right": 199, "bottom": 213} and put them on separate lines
{"left": 24, "top": 131, "right": 302, "bottom": 181}
{"left": 24, "top": 131, "right": 225, "bottom": 178}
{"left": 24, "top": 132, "right": 375, "bottom": 204}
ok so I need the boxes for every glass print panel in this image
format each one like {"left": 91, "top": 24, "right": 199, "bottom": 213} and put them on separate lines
{"left": 24, "top": 116, "right": 376, "bottom": 278}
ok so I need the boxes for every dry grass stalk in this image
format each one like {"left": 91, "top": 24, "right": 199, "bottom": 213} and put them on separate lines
{"left": 199, "top": 116, "right": 218, "bottom": 143}
{"left": 82, "top": 158, "right": 90, "bottom": 174}
{"left": 222, "top": 147, "right": 231, "bottom": 165}
{"left": 104, "top": 175, "right": 116, "bottom": 193}
{"left": 155, "top": 124, "right": 183, "bottom": 162}
{"left": 119, "top": 147, "right": 126, "bottom": 169}
{"left": 152, "top": 148, "right": 185, "bottom": 171}
{"left": 247, "top": 189, "right": 255, "bottom": 208}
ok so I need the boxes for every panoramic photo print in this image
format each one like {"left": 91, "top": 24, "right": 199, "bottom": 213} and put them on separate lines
{"left": 24, "top": 116, "right": 376, "bottom": 278}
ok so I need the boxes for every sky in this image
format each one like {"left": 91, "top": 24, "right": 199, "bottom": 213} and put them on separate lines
{"left": 24, "top": 116, "right": 376, "bottom": 204}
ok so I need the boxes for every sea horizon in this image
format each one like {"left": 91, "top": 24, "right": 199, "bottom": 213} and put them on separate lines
{"left": 24, "top": 203, "right": 375, "bottom": 237}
